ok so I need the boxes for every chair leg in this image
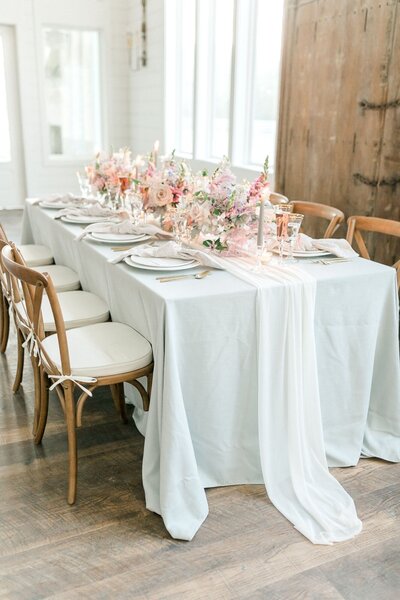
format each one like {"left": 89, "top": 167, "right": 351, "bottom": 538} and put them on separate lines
{"left": 110, "top": 383, "right": 129, "bottom": 423}
{"left": 31, "top": 356, "right": 41, "bottom": 436}
{"left": 147, "top": 372, "right": 153, "bottom": 400}
{"left": 34, "top": 368, "right": 49, "bottom": 445}
{"left": 0, "top": 294, "right": 10, "bottom": 354}
{"left": 64, "top": 385, "right": 78, "bottom": 505}
{"left": 12, "top": 328, "right": 25, "bottom": 393}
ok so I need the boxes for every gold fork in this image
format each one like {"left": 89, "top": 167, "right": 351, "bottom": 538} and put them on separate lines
{"left": 110, "top": 245, "right": 135, "bottom": 251}
{"left": 157, "top": 270, "right": 211, "bottom": 283}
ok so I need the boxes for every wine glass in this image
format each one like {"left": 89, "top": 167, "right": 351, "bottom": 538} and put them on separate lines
{"left": 76, "top": 171, "right": 91, "bottom": 198}
{"left": 285, "top": 213, "right": 304, "bottom": 262}
{"left": 275, "top": 211, "right": 290, "bottom": 263}
{"left": 171, "top": 207, "right": 188, "bottom": 248}
{"left": 125, "top": 190, "right": 143, "bottom": 225}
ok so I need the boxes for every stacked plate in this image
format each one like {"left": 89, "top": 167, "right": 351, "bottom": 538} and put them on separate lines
{"left": 61, "top": 215, "right": 114, "bottom": 225}
{"left": 39, "top": 199, "right": 76, "bottom": 209}
{"left": 88, "top": 232, "right": 150, "bottom": 244}
{"left": 124, "top": 256, "right": 199, "bottom": 271}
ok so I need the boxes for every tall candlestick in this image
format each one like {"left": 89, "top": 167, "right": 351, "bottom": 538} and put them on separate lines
{"left": 153, "top": 140, "right": 160, "bottom": 168}
{"left": 133, "top": 154, "right": 142, "bottom": 182}
{"left": 257, "top": 194, "right": 265, "bottom": 247}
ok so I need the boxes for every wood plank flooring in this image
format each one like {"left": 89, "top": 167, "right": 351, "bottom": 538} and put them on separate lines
{"left": 1, "top": 210, "right": 400, "bottom": 599}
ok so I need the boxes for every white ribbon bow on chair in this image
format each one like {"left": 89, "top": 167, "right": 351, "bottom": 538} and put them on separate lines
{"left": 22, "top": 327, "right": 42, "bottom": 366}
{"left": 48, "top": 375, "right": 97, "bottom": 396}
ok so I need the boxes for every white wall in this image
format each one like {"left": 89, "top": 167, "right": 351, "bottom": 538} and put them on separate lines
{"left": 0, "top": 0, "right": 131, "bottom": 201}
{"left": 128, "top": 0, "right": 165, "bottom": 157}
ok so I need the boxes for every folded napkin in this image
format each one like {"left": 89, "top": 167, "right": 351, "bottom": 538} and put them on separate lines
{"left": 296, "top": 234, "right": 358, "bottom": 258}
{"left": 77, "top": 218, "right": 173, "bottom": 241}
{"left": 55, "top": 204, "right": 125, "bottom": 220}
{"left": 33, "top": 194, "right": 98, "bottom": 206}
{"left": 109, "top": 240, "right": 223, "bottom": 268}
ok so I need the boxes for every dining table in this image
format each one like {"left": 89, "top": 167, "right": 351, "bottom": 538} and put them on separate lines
{"left": 21, "top": 197, "right": 400, "bottom": 544}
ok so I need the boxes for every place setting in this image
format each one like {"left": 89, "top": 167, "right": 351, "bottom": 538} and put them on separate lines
{"left": 109, "top": 239, "right": 222, "bottom": 279}
{"left": 33, "top": 193, "right": 99, "bottom": 210}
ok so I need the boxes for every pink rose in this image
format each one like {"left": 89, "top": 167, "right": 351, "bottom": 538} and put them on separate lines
{"left": 148, "top": 182, "right": 173, "bottom": 207}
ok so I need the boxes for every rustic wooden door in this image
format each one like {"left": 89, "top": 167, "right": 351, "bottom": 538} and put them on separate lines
{"left": 276, "top": 0, "right": 400, "bottom": 264}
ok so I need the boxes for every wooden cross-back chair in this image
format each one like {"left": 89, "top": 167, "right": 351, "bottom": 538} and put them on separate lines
{"left": 2, "top": 243, "right": 154, "bottom": 505}
{"left": 0, "top": 226, "right": 33, "bottom": 398}
{"left": 347, "top": 216, "right": 400, "bottom": 290}
{"left": 0, "top": 224, "right": 12, "bottom": 353}
{"left": 290, "top": 201, "right": 345, "bottom": 238}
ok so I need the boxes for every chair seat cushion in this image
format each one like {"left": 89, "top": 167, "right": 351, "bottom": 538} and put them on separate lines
{"left": 42, "top": 291, "right": 109, "bottom": 331}
{"left": 19, "top": 244, "right": 54, "bottom": 267}
{"left": 41, "top": 322, "right": 153, "bottom": 377}
{"left": 35, "top": 265, "right": 80, "bottom": 292}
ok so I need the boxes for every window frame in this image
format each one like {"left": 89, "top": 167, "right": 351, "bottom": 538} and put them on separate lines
{"left": 165, "top": 0, "right": 284, "bottom": 184}
{"left": 38, "top": 23, "right": 106, "bottom": 167}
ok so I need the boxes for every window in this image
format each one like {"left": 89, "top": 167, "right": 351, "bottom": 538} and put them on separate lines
{"left": 166, "top": 0, "right": 285, "bottom": 173}
{"left": 0, "top": 35, "right": 11, "bottom": 162}
{"left": 42, "top": 27, "right": 102, "bottom": 159}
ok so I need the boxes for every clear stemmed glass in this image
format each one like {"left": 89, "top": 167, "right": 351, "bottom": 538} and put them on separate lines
{"left": 76, "top": 172, "right": 91, "bottom": 198}
{"left": 125, "top": 190, "right": 143, "bottom": 225}
{"left": 171, "top": 207, "right": 188, "bottom": 248}
{"left": 285, "top": 213, "right": 304, "bottom": 262}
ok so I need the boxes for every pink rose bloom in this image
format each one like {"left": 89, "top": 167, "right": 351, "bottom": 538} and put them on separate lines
{"left": 148, "top": 182, "right": 173, "bottom": 207}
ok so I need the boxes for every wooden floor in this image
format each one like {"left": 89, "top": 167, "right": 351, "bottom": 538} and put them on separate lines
{"left": 1, "top": 210, "right": 400, "bottom": 599}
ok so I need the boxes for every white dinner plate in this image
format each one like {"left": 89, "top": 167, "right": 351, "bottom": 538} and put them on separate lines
{"left": 89, "top": 232, "right": 150, "bottom": 244}
{"left": 39, "top": 200, "right": 76, "bottom": 209}
{"left": 61, "top": 215, "right": 114, "bottom": 224}
{"left": 124, "top": 255, "right": 198, "bottom": 271}
{"left": 272, "top": 248, "right": 332, "bottom": 258}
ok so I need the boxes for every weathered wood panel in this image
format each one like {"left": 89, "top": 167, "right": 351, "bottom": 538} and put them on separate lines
{"left": 277, "top": 0, "right": 400, "bottom": 263}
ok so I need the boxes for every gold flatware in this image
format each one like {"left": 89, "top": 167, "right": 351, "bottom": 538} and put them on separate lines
{"left": 157, "top": 270, "right": 211, "bottom": 283}
{"left": 111, "top": 245, "right": 135, "bottom": 251}
{"left": 312, "top": 257, "right": 351, "bottom": 265}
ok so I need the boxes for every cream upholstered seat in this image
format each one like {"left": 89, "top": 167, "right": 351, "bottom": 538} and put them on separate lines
{"left": 41, "top": 291, "right": 109, "bottom": 331}
{"left": 19, "top": 244, "right": 54, "bottom": 267}
{"left": 14, "top": 291, "right": 109, "bottom": 333}
{"left": 41, "top": 322, "right": 152, "bottom": 378}
{"left": 35, "top": 265, "right": 80, "bottom": 293}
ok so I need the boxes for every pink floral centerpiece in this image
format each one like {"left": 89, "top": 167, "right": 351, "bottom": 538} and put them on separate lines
{"left": 85, "top": 148, "right": 134, "bottom": 207}
{"left": 138, "top": 150, "right": 193, "bottom": 218}
{"left": 189, "top": 157, "right": 270, "bottom": 253}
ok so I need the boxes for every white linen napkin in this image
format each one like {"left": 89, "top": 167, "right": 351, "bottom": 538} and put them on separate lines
{"left": 109, "top": 240, "right": 223, "bottom": 267}
{"left": 296, "top": 234, "right": 358, "bottom": 258}
{"left": 77, "top": 218, "right": 173, "bottom": 241}
{"left": 32, "top": 194, "right": 98, "bottom": 206}
{"left": 54, "top": 204, "right": 125, "bottom": 220}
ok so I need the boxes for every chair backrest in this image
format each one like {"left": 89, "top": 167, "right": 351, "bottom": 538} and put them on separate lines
{"left": 347, "top": 215, "right": 400, "bottom": 289}
{"left": 291, "top": 201, "right": 345, "bottom": 238}
{"left": 1, "top": 243, "right": 72, "bottom": 375}
{"left": 0, "top": 224, "right": 17, "bottom": 301}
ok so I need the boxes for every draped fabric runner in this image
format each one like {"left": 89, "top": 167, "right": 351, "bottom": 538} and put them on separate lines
{"left": 113, "top": 241, "right": 362, "bottom": 543}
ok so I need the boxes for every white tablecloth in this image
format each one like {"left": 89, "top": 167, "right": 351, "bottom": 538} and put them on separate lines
{"left": 22, "top": 200, "right": 400, "bottom": 540}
